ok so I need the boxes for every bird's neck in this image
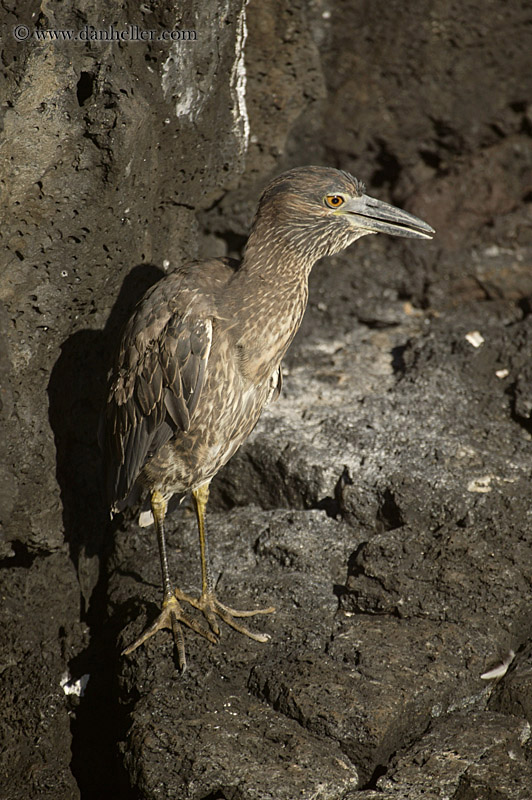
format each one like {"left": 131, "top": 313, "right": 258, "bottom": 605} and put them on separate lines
{"left": 228, "top": 228, "right": 317, "bottom": 384}
{"left": 241, "top": 225, "right": 316, "bottom": 288}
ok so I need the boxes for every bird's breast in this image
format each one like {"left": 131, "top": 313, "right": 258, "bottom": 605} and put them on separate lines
{"left": 231, "top": 283, "right": 307, "bottom": 387}
{"left": 144, "top": 342, "right": 274, "bottom": 495}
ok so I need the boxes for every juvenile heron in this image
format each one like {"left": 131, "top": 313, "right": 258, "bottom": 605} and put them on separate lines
{"left": 102, "top": 166, "right": 434, "bottom": 669}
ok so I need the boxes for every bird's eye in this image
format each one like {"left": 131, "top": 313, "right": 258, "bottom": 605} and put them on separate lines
{"left": 325, "top": 194, "right": 345, "bottom": 208}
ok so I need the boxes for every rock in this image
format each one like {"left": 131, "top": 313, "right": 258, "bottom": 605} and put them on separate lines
{"left": 3, "top": 0, "right": 532, "bottom": 797}
{"left": 0, "top": 551, "right": 82, "bottom": 800}
{"left": 107, "top": 298, "right": 532, "bottom": 796}
{"left": 358, "top": 712, "right": 532, "bottom": 800}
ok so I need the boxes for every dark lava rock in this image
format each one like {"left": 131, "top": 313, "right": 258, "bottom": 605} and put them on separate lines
{"left": 106, "top": 298, "right": 532, "bottom": 797}
{"left": 2, "top": 0, "right": 532, "bottom": 798}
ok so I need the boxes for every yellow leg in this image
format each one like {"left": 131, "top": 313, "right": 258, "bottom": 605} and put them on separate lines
{"left": 173, "top": 483, "right": 275, "bottom": 642}
{"left": 193, "top": 482, "right": 214, "bottom": 596}
{"left": 121, "top": 489, "right": 216, "bottom": 671}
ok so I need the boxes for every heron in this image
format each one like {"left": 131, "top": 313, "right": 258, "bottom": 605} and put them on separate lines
{"left": 101, "top": 165, "right": 434, "bottom": 670}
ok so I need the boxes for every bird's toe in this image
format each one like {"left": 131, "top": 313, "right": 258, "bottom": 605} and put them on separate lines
{"left": 174, "top": 589, "right": 274, "bottom": 643}
{"left": 121, "top": 593, "right": 217, "bottom": 670}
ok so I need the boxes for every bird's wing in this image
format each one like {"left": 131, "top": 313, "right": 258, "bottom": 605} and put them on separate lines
{"left": 102, "top": 273, "right": 213, "bottom": 508}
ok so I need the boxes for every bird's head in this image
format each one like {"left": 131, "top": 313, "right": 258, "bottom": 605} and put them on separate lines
{"left": 249, "top": 165, "right": 434, "bottom": 265}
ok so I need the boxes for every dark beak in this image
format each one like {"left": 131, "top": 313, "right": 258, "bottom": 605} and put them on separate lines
{"left": 343, "top": 194, "right": 435, "bottom": 239}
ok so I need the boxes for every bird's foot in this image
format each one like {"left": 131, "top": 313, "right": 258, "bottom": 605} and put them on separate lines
{"left": 122, "top": 593, "right": 217, "bottom": 671}
{"left": 175, "top": 588, "right": 275, "bottom": 643}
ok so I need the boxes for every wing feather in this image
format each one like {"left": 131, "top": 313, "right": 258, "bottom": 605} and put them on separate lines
{"left": 102, "top": 274, "right": 213, "bottom": 509}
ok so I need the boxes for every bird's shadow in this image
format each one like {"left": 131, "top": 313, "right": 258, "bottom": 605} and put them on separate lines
{"left": 47, "top": 263, "right": 167, "bottom": 796}
{"left": 47, "top": 263, "right": 165, "bottom": 611}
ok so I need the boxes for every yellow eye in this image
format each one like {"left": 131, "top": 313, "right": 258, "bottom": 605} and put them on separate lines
{"left": 325, "top": 194, "right": 345, "bottom": 208}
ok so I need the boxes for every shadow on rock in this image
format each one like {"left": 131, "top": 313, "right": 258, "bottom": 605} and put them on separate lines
{"left": 48, "top": 263, "right": 164, "bottom": 591}
{"left": 47, "top": 263, "right": 165, "bottom": 800}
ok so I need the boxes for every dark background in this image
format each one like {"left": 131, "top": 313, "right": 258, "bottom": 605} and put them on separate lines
{"left": 1, "top": 1, "right": 532, "bottom": 798}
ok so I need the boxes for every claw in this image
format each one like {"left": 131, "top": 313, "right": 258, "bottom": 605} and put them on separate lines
{"left": 175, "top": 588, "right": 275, "bottom": 643}
{"left": 122, "top": 593, "right": 217, "bottom": 671}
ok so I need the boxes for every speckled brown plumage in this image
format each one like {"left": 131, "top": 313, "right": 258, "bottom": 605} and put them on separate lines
{"left": 101, "top": 165, "right": 434, "bottom": 670}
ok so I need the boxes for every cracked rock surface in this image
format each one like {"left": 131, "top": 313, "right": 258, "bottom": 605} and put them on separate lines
{"left": 2, "top": 0, "right": 532, "bottom": 798}
{"left": 108, "top": 299, "right": 532, "bottom": 798}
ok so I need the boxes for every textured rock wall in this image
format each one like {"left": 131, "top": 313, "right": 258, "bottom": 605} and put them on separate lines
{"left": 1, "top": 0, "right": 532, "bottom": 798}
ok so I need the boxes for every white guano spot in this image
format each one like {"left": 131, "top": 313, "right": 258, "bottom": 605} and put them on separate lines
{"left": 465, "top": 330, "right": 484, "bottom": 348}
{"left": 467, "top": 475, "right": 493, "bottom": 493}
{"left": 162, "top": 41, "right": 202, "bottom": 120}
{"left": 480, "top": 650, "right": 515, "bottom": 680}
{"left": 230, "top": 1, "right": 250, "bottom": 153}
{"left": 60, "top": 671, "right": 90, "bottom": 697}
